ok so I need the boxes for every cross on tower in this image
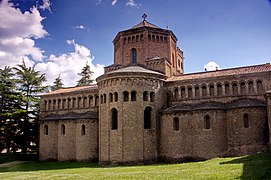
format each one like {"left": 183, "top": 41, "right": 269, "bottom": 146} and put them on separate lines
{"left": 142, "top": 13, "right": 147, "bottom": 21}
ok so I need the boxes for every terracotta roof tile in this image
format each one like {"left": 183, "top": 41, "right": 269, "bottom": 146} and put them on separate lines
{"left": 44, "top": 85, "right": 98, "bottom": 95}
{"left": 131, "top": 20, "right": 160, "bottom": 29}
{"left": 167, "top": 63, "right": 271, "bottom": 82}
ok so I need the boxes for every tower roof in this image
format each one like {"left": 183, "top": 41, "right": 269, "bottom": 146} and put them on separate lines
{"left": 131, "top": 20, "right": 160, "bottom": 29}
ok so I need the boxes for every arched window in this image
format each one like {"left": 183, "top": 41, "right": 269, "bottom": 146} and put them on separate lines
{"left": 44, "top": 125, "right": 48, "bottom": 135}
{"left": 67, "top": 98, "right": 71, "bottom": 109}
{"left": 44, "top": 100, "right": 47, "bottom": 110}
{"left": 150, "top": 92, "right": 155, "bottom": 102}
{"left": 81, "top": 124, "right": 86, "bottom": 135}
{"left": 100, "top": 95, "right": 103, "bottom": 104}
{"left": 204, "top": 115, "right": 210, "bottom": 129}
{"left": 114, "top": 92, "right": 118, "bottom": 102}
{"left": 143, "top": 91, "right": 148, "bottom": 101}
{"left": 57, "top": 99, "right": 61, "bottom": 109}
{"left": 144, "top": 107, "right": 152, "bottom": 129}
{"left": 232, "top": 83, "right": 238, "bottom": 95}
{"left": 61, "top": 124, "right": 65, "bottom": 135}
{"left": 109, "top": 93, "right": 113, "bottom": 102}
{"left": 131, "top": 91, "right": 137, "bottom": 101}
{"left": 202, "top": 85, "right": 207, "bottom": 97}
{"left": 181, "top": 87, "right": 186, "bottom": 98}
{"left": 78, "top": 97, "right": 82, "bottom": 108}
{"left": 248, "top": 81, "right": 254, "bottom": 93}
{"left": 244, "top": 113, "right": 249, "bottom": 128}
{"left": 111, "top": 108, "right": 118, "bottom": 130}
{"left": 173, "top": 117, "right": 179, "bottom": 131}
{"left": 95, "top": 95, "right": 99, "bottom": 106}
{"left": 72, "top": 98, "right": 76, "bottom": 108}
{"left": 172, "top": 53, "right": 175, "bottom": 68}
{"left": 53, "top": 100, "right": 56, "bottom": 110}
{"left": 103, "top": 93, "right": 107, "bottom": 103}
{"left": 217, "top": 84, "right": 222, "bottom": 96}
{"left": 62, "top": 99, "right": 66, "bottom": 109}
{"left": 131, "top": 48, "right": 137, "bottom": 64}
{"left": 188, "top": 87, "right": 193, "bottom": 98}
{"left": 240, "top": 82, "right": 246, "bottom": 94}
{"left": 89, "top": 96, "right": 93, "bottom": 107}
{"left": 195, "top": 86, "right": 200, "bottom": 98}
{"left": 209, "top": 85, "right": 214, "bottom": 97}
{"left": 123, "top": 91, "right": 129, "bottom": 102}
{"left": 225, "top": 83, "right": 230, "bottom": 95}
{"left": 83, "top": 97, "right": 87, "bottom": 107}
{"left": 257, "top": 80, "right": 263, "bottom": 93}
{"left": 174, "top": 88, "right": 179, "bottom": 100}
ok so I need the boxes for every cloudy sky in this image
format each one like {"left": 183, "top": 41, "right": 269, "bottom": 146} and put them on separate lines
{"left": 0, "top": 0, "right": 271, "bottom": 87}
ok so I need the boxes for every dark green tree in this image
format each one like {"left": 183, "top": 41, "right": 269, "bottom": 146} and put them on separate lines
{"left": 77, "top": 62, "right": 94, "bottom": 86}
{"left": 0, "top": 67, "right": 23, "bottom": 153}
{"left": 13, "top": 61, "right": 47, "bottom": 154}
{"left": 51, "top": 74, "right": 64, "bottom": 91}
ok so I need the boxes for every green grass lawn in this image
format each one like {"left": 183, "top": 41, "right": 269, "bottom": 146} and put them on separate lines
{"left": 0, "top": 153, "right": 271, "bottom": 179}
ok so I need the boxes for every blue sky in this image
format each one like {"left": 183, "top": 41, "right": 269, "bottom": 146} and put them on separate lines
{"left": 0, "top": 0, "right": 271, "bottom": 86}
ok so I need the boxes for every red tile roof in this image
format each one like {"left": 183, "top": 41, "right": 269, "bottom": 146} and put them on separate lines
{"left": 44, "top": 85, "right": 98, "bottom": 95}
{"left": 167, "top": 63, "right": 271, "bottom": 82}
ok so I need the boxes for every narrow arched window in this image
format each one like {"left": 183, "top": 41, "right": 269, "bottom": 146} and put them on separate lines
{"left": 57, "top": 99, "right": 61, "bottom": 109}
{"left": 202, "top": 85, "right": 207, "bottom": 97}
{"left": 89, "top": 96, "right": 93, "bottom": 107}
{"left": 131, "top": 48, "right": 137, "bottom": 64}
{"left": 144, "top": 107, "right": 152, "bottom": 129}
{"left": 150, "top": 92, "right": 155, "bottom": 102}
{"left": 225, "top": 83, "right": 230, "bottom": 95}
{"left": 181, "top": 87, "right": 185, "bottom": 98}
{"left": 44, "top": 100, "right": 47, "bottom": 110}
{"left": 44, "top": 125, "right": 48, "bottom": 135}
{"left": 174, "top": 88, "right": 179, "bottom": 100}
{"left": 209, "top": 85, "right": 214, "bottom": 96}
{"left": 244, "top": 113, "right": 249, "bottom": 128}
{"left": 188, "top": 87, "right": 192, "bottom": 98}
{"left": 53, "top": 100, "right": 56, "bottom": 110}
{"left": 67, "top": 98, "right": 71, "bottom": 109}
{"left": 240, "top": 82, "right": 246, "bottom": 94}
{"left": 103, "top": 93, "right": 107, "bottom": 103}
{"left": 232, "top": 83, "right": 238, "bottom": 95}
{"left": 173, "top": 117, "right": 179, "bottom": 131}
{"left": 143, "top": 91, "right": 148, "bottom": 101}
{"left": 111, "top": 108, "right": 118, "bottom": 130}
{"left": 248, "top": 81, "right": 254, "bottom": 93}
{"left": 195, "top": 86, "right": 200, "bottom": 97}
{"left": 94, "top": 95, "right": 99, "bottom": 106}
{"left": 204, "top": 115, "right": 210, "bottom": 129}
{"left": 131, "top": 91, "right": 137, "bottom": 101}
{"left": 172, "top": 53, "right": 175, "bottom": 68}
{"left": 83, "top": 97, "right": 87, "bottom": 107}
{"left": 114, "top": 92, "right": 118, "bottom": 102}
{"left": 109, "top": 93, "right": 113, "bottom": 102}
{"left": 78, "top": 97, "right": 82, "bottom": 108}
{"left": 123, "top": 91, "right": 129, "bottom": 102}
{"left": 257, "top": 80, "right": 263, "bottom": 93}
{"left": 72, "top": 98, "right": 76, "bottom": 108}
{"left": 217, "top": 84, "right": 222, "bottom": 96}
{"left": 61, "top": 124, "right": 65, "bottom": 135}
{"left": 81, "top": 124, "right": 86, "bottom": 135}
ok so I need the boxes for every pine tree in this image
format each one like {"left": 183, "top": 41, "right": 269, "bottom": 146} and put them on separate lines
{"left": 13, "top": 61, "right": 47, "bottom": 154}
{"left": 77, "top": 62, "right": 94, "bottom": 86}
{"left": 51, "top": 74, "right": 64, "bottom": 91}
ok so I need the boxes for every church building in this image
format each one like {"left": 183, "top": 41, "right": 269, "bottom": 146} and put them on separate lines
{"left": 39, "top": 18, "right": 271, "bottom": 164}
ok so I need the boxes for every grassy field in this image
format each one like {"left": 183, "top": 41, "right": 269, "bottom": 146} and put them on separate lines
{"left": 0, "top": 153, "right": 271, "bottom": 179}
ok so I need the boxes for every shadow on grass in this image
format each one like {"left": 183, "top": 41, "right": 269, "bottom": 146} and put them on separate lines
{"left": 220, "top": 153, "right": 271, "bottom": 179}
{"left": 0, "top": 161, "right": 100, "bottom": 172}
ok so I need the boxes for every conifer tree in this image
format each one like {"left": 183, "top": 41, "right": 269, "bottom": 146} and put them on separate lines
{"left": 77, "top": 62, "right": 94, "bottom": 86}
{"left": 51, "top": 74, "right": 64, "bottom": 91}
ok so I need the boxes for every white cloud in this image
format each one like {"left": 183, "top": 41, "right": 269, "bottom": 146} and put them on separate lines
{"left": 35, "top": 40, "right": 104, "bottom": 87}
{"left": 0, "top": 0, "right": 48, "bottom": 67}
{"left": 74, "top": 25, "right": 86, "bottom": 30}
{"left": 204, "top": 61, "right": 221, "bottom": 71}
{"left": 112, "top": 0, "right": 118, "bottom": 6}
{"left": 39, "top": 0, "right": 52, "bottom": 12}
{"left": 126, "top": 0, "right": 141, "bottom": 8}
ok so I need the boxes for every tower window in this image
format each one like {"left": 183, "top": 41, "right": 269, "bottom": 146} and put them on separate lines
{"left": 143, "top": 91, "right": 148, "bottom": 101}
{"left": 123, "top": 91, "right": 129, "bottom": 102}
{"left": 109, "top": 93, "right": 113, "bottom": 102}
{"left": 188, "top": 87, "right": 192, "bottom": 98}
{"left": 225, "top": 83, "right": 230, "bottom": 95}
{"left": 257, "top": 80, "right": 263, "bottom": 93}
{"left": 131, "top": 48, "right": 137, "bottom": 64}
{"left": 240, "top": 82, "right": 246, "bottom": 94}
{"left": 173, "top": 117, "right": 179, "bottom": 131}
{"left": 195, "top": 86, "right": 200, "bottom": 97}
{"left": 202, "top": 85, "right": 207, "bottom": 97}
{"left": 114, "top": 92, "right": 118, "bottom": 102}
{"left": 204, "top": 115, "right": 210, "bottom": 129}
{"left": 61, "top": 124, "right": 65, "bottom": 135}
{"left": 111, "top": 108, "right": 118, "bottom": 130}
{"left": 44, "top": 125, "right": 48, "bottom": 135}
{"left": 217, "top": 84, "right": 222, "bottom": 96}
{"left": 150, "top": 92, "right": 155, "bottom": 102}
{"left": 144, "top": 107, "right": 152, "bottom": 129}
{"left": 81, "top": 124, "right": 86, "bottom": 135}
{"left": 131, "top": 91, "right": 137, "bottom": 101}
{"left": 248, "top": 81, "right": 254, "bottom": 93}
{"left": 244, "top": 113, "right": 249, "bottom": 128}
